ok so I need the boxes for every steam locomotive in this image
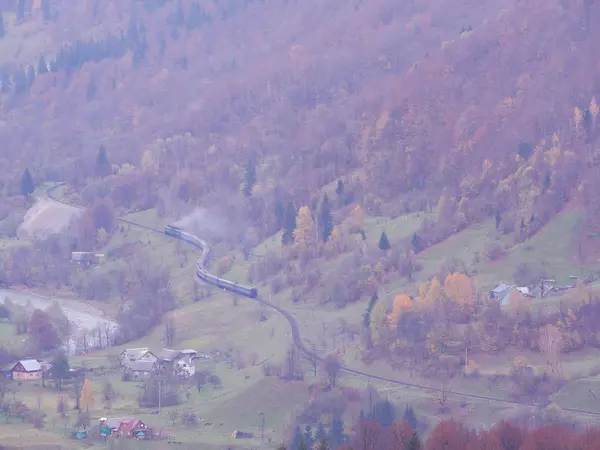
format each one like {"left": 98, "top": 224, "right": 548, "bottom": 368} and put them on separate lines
{"left": 164, "top": 225, "right": 258, "bottom": 299}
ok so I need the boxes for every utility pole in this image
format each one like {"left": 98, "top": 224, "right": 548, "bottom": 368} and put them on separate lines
{"left": 158, "top": 378, "right": 162, "bottom": 415}
{"left": 259, "top": 412, "right": 265, "bottom": 450}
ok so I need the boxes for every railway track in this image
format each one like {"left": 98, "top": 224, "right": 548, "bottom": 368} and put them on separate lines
{"left": 46, "top": 183, "right": 600, "bottom": 418}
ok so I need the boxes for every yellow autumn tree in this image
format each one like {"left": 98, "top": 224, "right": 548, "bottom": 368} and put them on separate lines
{"left": 370, "top": 301, "right": 388, "bottom": 342}
{"left": 325, "top": 226, "right": 343, "bottom": 254}
{"left": 388, "top": 294, "right": 413, "bottom": 328}
{"left": 80, "top": 378, "right": 94, "bottom": 412}
{"left": 421, "top": 277, "right": 442, "bottom": 309}
{"left": 574, "top": 106, "right": 583, "bottom": 132}
{"left": 348, "top": 204, "right": 365, "bottom": 233}
{"left": 140, "top": 150, "right": 158, "bottom": 174}
{"left": 508, "top": 289, "right": 531, "bottom": 316}
{"left": 591, "top": 97, "right": 599, "bottom": 128}
{"left": 293, "top": 206, "right": 315, "bottom": 250}
{"left": 444, "top": 273, "right": 474, "bottom": 310}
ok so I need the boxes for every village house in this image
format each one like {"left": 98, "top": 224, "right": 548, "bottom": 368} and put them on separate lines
{"left": 157, "top": 348, "right": 197, "bottom": 377}
{"left": 489, "top": 283, "right": 534, "bottom": 305}
{"left": 119, "top": 348, "right": 158, "bottom": 370}
{"left": 11, "top": 360, "right": 46, "bottom": 381}
{"left": 71, "top": 252, "right": 105, "bottom": 267}
{"left": 119, "top": 347, "right": 198, "bottom": 378}
{"left": 130, "top": 360, "right": 156, "bottom": 379}
{"left": 100, "top": 418, "right": 151, "bottom": 439}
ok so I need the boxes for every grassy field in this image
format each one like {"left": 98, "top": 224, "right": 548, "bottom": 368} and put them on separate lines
{"left": 5, "top": 187, "right": 600, "bottom": 447}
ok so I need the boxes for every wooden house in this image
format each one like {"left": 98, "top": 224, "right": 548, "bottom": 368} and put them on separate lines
{"left": 11, "top": 359, "right": 42, "bottom": 381}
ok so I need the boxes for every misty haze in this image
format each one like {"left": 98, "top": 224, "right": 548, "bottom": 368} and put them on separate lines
{"left": 0, "top": 0, "right": 599, "bottom": 449}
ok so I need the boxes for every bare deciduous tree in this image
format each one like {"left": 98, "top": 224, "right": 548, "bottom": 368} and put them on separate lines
{"left": 539, "top": 324, "right": 564, "bottom": 374}
{"left": 323, "top": 354, "right": 341, "bottom": 387}
{"left": 164, "top": 314, "right": 176, "bottom": 346}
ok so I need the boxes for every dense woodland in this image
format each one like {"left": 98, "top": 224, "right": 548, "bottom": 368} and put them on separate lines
{"left": 1, "top": 0, "right": 600, "bottom": 250}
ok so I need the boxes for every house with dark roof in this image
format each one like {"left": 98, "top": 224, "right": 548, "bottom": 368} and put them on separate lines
{"left": 11, "top": 359, "right": 43, "bottom": 381}
{"left": 157, "top": 348, "right": 197, "bottom": 377}
{"left": 119, "top": 348, "right": 158, "bottom": 370}
{"left": 130, "top": 360, "right": 155, "bottom": 379}
{"left": 99, "top": 417, "right": 150, "bottom": 439}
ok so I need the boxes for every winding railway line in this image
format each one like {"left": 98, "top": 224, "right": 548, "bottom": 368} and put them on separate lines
{"left": 46, "top": 183, "right": 600, "bottom": 418}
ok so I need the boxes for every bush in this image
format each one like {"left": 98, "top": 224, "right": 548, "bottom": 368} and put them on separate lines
{"left": 484, "top": 240, "right": 506, "bottom": 261}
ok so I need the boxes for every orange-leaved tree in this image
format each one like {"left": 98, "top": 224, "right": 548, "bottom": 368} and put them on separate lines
{"left": 443, "top": 273, "right": 474, "bottom": 311}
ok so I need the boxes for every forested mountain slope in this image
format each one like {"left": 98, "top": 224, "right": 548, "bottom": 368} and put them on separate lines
{"left": 1, "top": 0, "right": 599, "bottom": 256}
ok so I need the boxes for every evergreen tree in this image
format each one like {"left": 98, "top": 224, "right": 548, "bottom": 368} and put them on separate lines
{"left": 290, "top": 425, "right": 303, "bottom": 450}
{"left": 26, "top": 65, "right": 35, "bottom": 88}
{"left": 13, "top": 67, "right": 27, "bottom": 94}
{"left": 335, "top": 179, "right": 344, "bottom": 196}
{"left": 303, "top": 425, "right": 313, "bottom": 448}
{"left": 16, "top": 0, "right": 25, "bottom": 21}
{"left": 41, "top": 0, "right": 51, "bottom": 21}
{"left": 495, "top": 210, "right": 501, "bottom": 230}
{"left": 315, "top": 421, "right": 327, "bottom": 443}
{"left": 37, "top": 55, "right": 48, "bottom": 74}
{"left": 411, "top": 232, "right": 423, "bottom": 253}
{"left": 281, "top": 202, "right": 296, "bottom": 246}
{"left": 405, "top": 432, "right": 421, "bottom": 450}
{"left": 372, "top": 399, "right": 396, "bottom": 427}
{"left": 242, "top": 159, "right": 256, "bottom": 197}
{"left": 378, "top": 231, "right": 391, "bottom": 250}
{"left": 275, "top": 198, "right": 285, "bottom": 230}
{"left": 0, "top": 12, "right": 5, "bottom": 38}
{"left": 329, "top": 414, "right": 344, "bottom": 449}
{"left": 403, "top": 405, "right": 418, "bottom": 431}
{"left": 0, "top": 73, "right": 10, "bottom": 93}
{"left": 319, "top": 193, "right": 333, "bottom": 242}
{"left": 95, "top": 145, "right": 112, "bottom": 178}
{"left": 20, "top": 168, "right": 34, "bottom": 196}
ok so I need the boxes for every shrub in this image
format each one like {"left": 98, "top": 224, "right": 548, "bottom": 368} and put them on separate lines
{"left": 484, "top": 240, "right": 506, "bottom": 261}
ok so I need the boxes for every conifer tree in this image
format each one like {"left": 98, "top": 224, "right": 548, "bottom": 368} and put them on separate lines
{"left": 242, "top": 159, "right": 256, "bottom": 197}
{"left": 13, "top": 67, "right": 27, "bottom": 94}
{"left": 16, "top": 0, "right": 25, "bottom": 21}
{"left": 0, "top": 73, "right": 11, "bottom": 93}
{"left": 290, "top": 425, "right": 303, "bottom": 450}
{"left": 403, "top": 405, "right": 418, "bottom": 430}
{"left": 0, "top": 12, "right": 5, "bottom": 38}
{"left": 20, "top": 168, "right": 34, "bottom": 196}
{"left": 378, "top": 231, "right": 391, "bottom": 250}
{"left": 315, "top": 421, "right": 327, "bottom": 443}
{"left": 411, "top": 232, "right": 423, "bottom": 253}
{"left": 282, "top": 202, "right": 296, "bottom": 246}
{"left": 319, "top": 193, "right": 333, "bottom": 242}
{"left": 95, "top": 145, "right": 112, "bottom": 178}
{"left": 41, "top": 0, "right": 51, "bottom": 21}
{"left": 37, "top": 55, "right": 48, "bottom": 74}
{"left": 372, "top": 399, "right": 396, "bottom": 427}
{"left": 26, "top": 65, "right": 35, "bottom": 88}
{"left": 329, "top": 414, "right": 344, "bottom": 449}
{"left": 304, "top": 425, "right": 313, "bottom": 448}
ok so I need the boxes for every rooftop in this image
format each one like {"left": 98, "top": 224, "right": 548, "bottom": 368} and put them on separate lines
{"left": 16, "top": 359, "right": 41, "bottom": 372}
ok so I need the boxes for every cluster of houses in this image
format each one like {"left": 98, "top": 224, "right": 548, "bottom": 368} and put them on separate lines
{"left": 119, "top": 347, "right": 212, "bottom": 379}
{"left": 488, "top": 280, "right": 574, "bottom": 305}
